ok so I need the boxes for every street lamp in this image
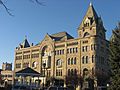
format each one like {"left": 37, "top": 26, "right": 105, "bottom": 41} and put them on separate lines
{"left": 107, "top": 83, "right": 109, "bottom": 90}
{"left": 43, "top": 63, "right": 46, "bottom": 89}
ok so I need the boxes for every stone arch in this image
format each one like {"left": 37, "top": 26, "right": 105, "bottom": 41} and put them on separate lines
{"left": 40, "top": 42, "right": 54, "bottom": 55}
{"left": 83, "top": 68, "right": 89, "bottom": 76}
{"left": 41, "top": 45, "right": 52, "bottom": 56}
{"left": 32, "top": 61, "right": 38, "bottom": 67}
{"left": 56, "top": 59, "right": 62, "bottom": 67}
{"left": 83, "top": 32, "right": 90, "bottom": 37}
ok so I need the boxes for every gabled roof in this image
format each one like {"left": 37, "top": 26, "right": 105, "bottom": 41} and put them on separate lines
{"left": 49, "top": 31, "right": 74, "bottom": 41}
{"left": 16, "top": 67, "right": 40, "bottom": 76}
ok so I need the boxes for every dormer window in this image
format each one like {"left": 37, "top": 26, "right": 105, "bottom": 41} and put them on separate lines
{"left": 84, "top": 17, "right": 94, "bottom": 27}
{"left": 84, "top": 18, "right": 90, "bottom": 27}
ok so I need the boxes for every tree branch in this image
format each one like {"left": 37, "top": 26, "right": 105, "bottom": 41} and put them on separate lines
{"left": 0, "top": 0, "right": 14, "bottom": 16}
{"left": 0, "top": 0, "right": 45, "bottom": 16}
{"left": 29, "top": 0, "right": 45, "bottom": 6}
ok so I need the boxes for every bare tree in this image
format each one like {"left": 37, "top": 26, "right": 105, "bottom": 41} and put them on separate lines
{"left": 0, "top": 0, "right": 45, "bottom": 16}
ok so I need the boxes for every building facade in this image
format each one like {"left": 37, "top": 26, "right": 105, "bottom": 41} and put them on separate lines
{"left": 1, "top": 62, "right": 13, "bottom": 85}
{"left": 14, "top": 3, "right": 109, "bottom": 87}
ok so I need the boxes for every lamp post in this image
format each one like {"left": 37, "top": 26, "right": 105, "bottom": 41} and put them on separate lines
{"left": 43, "top": 63, "right": 46, "bottom": 90}
{"left": 107, "top": 83, "right": 109, "bottom": 90}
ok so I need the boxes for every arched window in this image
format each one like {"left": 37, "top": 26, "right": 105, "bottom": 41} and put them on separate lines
{"left": 71, "top": 69, "right": 73, "bottom": 76}
{"left": 83, "top": 32, "right": 90, "bottom": 37}
{"left": 74, "top": 69, "right": 77, "bottom": 75}
{"left": 42, "top": 45, "right": 52, "bottom": 56}
{"left": 68, "top": 69, "right": 70, "bottom": 76}
{"left": 92, "top": 68, "right": 94, "bottom": 75}
{"left": 83, "top": 68, "right": 89, "bottom": 76}
{"left": 68, "top": 58, "right": 70, "bottom": 65}
{"left": 71, "top": 58, "right": 73, "bottom": 65}
{"left": 82, "top": 56, "right": 85, "bottom": 64}
{"left": 73, "top": 48, "right": 75, "bottom": 53}
{"left": 92, "top": 55, "right": 95, "bottom": 63}
{"left": 56, "top": 59, "right": 62, "bottom": 67}
{"left": 86, "top": 56, "right": 88, "bottom": 64}
{"left": 74, "top": 57, "right": 76, "bottom": 65}
{"left": 76, "top": 47, "right": 78, "bottom": 53}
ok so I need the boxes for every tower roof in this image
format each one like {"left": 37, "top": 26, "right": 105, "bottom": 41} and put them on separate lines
{"left": 87, "top": 2, "right": 98, "bottom": 19}
{"left": 79, "top": 3, "right": 99, "bottom": 29}
{"left": 19, "top": 36, "right": 30, "bottom": 48}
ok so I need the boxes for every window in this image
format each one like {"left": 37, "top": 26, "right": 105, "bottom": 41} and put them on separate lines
{"left": 70, "top": 48, "right": 72, "bottom": 53}
{"left": 74, "top": 69, "right": 77, "bottom": 75}
{"left": 83, "top": 32, "right": 90, "bottom": 37}
{"left": 56, "top": 69, "right": 62, "bottom": 76}
{"left": 15, "top": 56, "right": 22, "bottom": 60}
{"left": 91, "top": 44, "right": 97, "bottom": 50}
{"left": 68, "top": 58, "right": 70, "bottom": 65}
{"left": 16, "top": 63, "right": 21, "bottom": 68}
{"left": 55, "top": 51, "right": 56, "bottom": 55}
{"left": 92, "top": 55, "right": 95, "bottom": 63}
{"left": 73, "top": 48, "right": 75, "bottom": 53}
{"left": 76, "top": 47, "right": 78, "bottom": 53}
{"left": 86, "top": 56, "right": 88, "bottom": 63}
{"left": 94, "top": 44, "right": 97, "bottom": 50}
{"left": 71, "top": 69, "right": 74, "bottom": 76}
{"left": 82, "top": 46, "right": 85, "bottom": 52}
{"left": 56, "top": 70, "right": 58, "bottom": 76}
{"left": 68, "top": 69, "right": 70, "bottom": 76}
{"left": 86, "top": 46, "right": 88, "bottom": 51}
{"left": 32, "top": 61, "right": 38, "bottom": 67}
{"left": 57, "top": 50, "right": 59, "bottom": 55}
{"left": 82, "top": 56, "right": 89, "bottom": 64}
{"left": 60, "top": 69, "right": 62, "bottom": 76}
{"left": 71, "top": 58, "right": 73, "bottom": 65}
{"left": 56, "top": 59, "right": 62, "bottom": 67}
{"left": 91, "top": 45, "right": 93, "bottom": 50}
{"left": 31, "top": 53, "right": 39, "bottom": 58}
{"left": 67, "top": 49, "right": 69, "bottom": 54}
{"left": 23, "top": 54, "right": 30, "bottom": 59}
{"left": 8, "top": 75, "right": 12, "bottom": 78}
{"left": 62, "top": 49, "right": 64, "bottom": 54}
{"left": 83, "top": 68, "right": 89, "bottom": 76}
{"left": 82, "top": 56, "right": 85, "bottom": 64}
{"left": 74, "top": 57, "right": 76, "bottom": 65}
{"left": 23, "top": 62, "right": 29, "bottom": 68}
{"left": 60, "top": 50, "right": 62, "bottom": 55}
{"left": 83, "top": 40, "right": 88, "bottom": 44}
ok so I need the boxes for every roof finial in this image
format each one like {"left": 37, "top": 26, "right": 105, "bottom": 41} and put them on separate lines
{"left": 90, "top": 2, "right": 92, "bottom": 6}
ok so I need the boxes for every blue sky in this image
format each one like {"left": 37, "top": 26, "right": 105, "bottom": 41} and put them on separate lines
{"left": 0, "top": 0, "right": 120, "bottom": 69}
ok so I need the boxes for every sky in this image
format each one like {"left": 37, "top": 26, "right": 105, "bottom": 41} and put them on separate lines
{"left": 0, "top": 0, "right": 120, "bottom": 69}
